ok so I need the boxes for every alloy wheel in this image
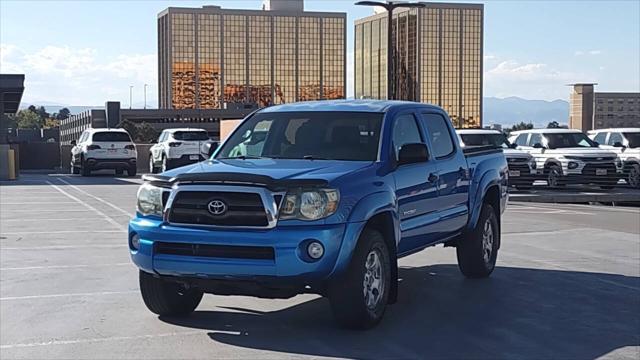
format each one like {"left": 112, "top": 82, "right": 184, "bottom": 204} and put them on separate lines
{"left": 482, "top": 219, "right": 494, "bottom": 264}
{"left": 363, "top": 249, "right": 385, "bottom": 311}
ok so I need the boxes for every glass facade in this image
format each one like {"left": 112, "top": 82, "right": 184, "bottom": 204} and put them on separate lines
{"left": 158, "top": 7, "right": 346, "bottom": 109}
{"left": 355, "top": 4, "right": 483, "bottom": 128}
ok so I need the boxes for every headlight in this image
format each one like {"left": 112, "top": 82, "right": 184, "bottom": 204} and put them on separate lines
{"left": 136, "top": 183, "right": 164, "bottom": 216}
{"left": 279, "top": 188, "right": 340, "bottom": 221}
{"left": 528, "top": 158, "right": 537, "bottom": 169}
{"left": 568, "top": 161, "right": 579, "bottom": 169}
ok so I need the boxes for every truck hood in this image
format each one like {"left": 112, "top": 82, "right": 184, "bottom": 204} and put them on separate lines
{"left": 503, "top": 148, "right": 532, "bottom": 159}
{"left": 160, "top": 158, "right": 373, "bottom": 184}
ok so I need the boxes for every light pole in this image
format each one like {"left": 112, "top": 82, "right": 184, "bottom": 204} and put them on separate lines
{"left": 355, "top": 1, "right": 426, "bottom": 100}
{"left": 144, "top": 84, "right": 148, "bottom": 109}
{"left": 129, "top": 85, "right": 134, "bottom": 109}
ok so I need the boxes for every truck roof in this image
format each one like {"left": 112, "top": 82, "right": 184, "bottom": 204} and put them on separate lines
{"left": 259, "top": 99, "right": 443, "bottom": 113}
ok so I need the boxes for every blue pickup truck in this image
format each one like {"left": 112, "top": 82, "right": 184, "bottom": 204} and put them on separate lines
{"left": 130, "top": 100, "right": 508, "bottom": 329}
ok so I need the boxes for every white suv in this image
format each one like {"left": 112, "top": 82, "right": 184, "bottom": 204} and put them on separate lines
{"left": 457, "top": 129, "right": 540, "bottom": 189}
{"left": 508, "top": 129, "right": 619, "bottom": 189}
{"left": 149, "top": 128, "right": 217, "bottom": 173}
{"left": 71, "top": 128, "right": 137, "bottom": 177}
{"left": 588, "top": 128, "right": 640, "bottom": 188}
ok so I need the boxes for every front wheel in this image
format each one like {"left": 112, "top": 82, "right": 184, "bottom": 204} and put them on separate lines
{"left": 546, "top": 165, "right": 564, "bottom": 188}
{"left": 628, "top": 164, "right": 640, "bottom": 189}
{"left": 456, "top": 204, "right": 499, "bottom": 278}
{"left": 139, "top": 271, "right": 203, "bottom": 316}
{"left": 328, "top": 228, "right": 391, "bottom": 330}
{"left": 149, "top": 155, "right": 157, "bottom": 174}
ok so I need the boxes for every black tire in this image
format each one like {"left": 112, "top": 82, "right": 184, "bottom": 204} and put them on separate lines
{"left": 115, "top": 169, "right": 124, "bottom": 176}
{"left": 628, "top": 164, "right": 640, "bottom": 189}
{"left": 546, "top": 165, "right": 564, "bottom": 188}
{"left": 149, "top": 155, "right": 157, "bottom": 174}
{"left": 71, "top": 164, "right": 80, "bottom": 175}
{"left": 161, "top": 155, "right": 169, "bottom": 172}
{"left": 328, "top": 228, "right": 391, "bottom": 330}
{"left": 456, "top": 204, "right": 499, "bottom": 278}
{"left": 127, "top": 166, "right": 137, "bottom": 177}
{"left": 80, "top": 157, "right": 91, "bottom": 177}
{"left": 139, "top": 270, "right": 203, "bottom": 316}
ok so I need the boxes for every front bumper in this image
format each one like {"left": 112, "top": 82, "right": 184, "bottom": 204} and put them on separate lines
{"left": 129, "top": 217, "right": 364, "bottom": 285}
{"left": 561, "top": 161, "right": 620, "bottom": 185}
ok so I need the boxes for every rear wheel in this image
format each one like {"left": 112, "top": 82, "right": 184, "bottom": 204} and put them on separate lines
{"left": 139, "top": 271, "right": 203, "bottom": 316}
{"left": 328, "top": 228, "right": 391, "bottom": 330}
{"left": 80, "top": 157, "right": 91, "bottom": 177}
{"left": 161, "top": 155, "right": 169, "bottom": 172}
{"left": 628, "top": 164, "right": 640, "bottom": 189}
{"left": 71, "top": 163, "right": 80, "bottom": 175}
{"left": 456, "top": 204, "right": 499, "bottom": 278}
{"left": 127, "top": 166, "right": 137, "bottom": 177}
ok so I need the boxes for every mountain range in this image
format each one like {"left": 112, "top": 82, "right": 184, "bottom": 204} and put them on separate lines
{"left": 21, "top": 96, "right": 569, "bottom": 128}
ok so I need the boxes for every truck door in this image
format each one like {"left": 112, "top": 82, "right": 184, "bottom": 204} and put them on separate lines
{"left": 391, "top": 113, "right": 441, "bottom": 254}
{"left": 420, "top": 112, "right": 469, "bottom": 239}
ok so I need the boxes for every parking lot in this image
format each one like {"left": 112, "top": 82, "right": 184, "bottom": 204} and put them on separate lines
{"left": 1, "top": 174, "right": 639, "bottom": 359}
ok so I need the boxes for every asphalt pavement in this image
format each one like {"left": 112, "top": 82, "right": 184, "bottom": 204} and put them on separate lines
{"left": 1, "top": 174, "right": 639, "bottom": 359}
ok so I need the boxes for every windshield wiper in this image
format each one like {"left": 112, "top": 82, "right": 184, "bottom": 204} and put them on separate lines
{"left": 302, "top": 155, "right": 328, "bottom": 160}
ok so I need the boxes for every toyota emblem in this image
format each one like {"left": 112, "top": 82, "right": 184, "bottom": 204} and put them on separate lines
{"left": 207, "top": 200, "right": 227, "bottom": 215}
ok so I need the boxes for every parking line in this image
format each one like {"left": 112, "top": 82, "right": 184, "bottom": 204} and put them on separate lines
{"left": 2, "top": 244, "right": 125, "bottom": 250}
{"left": 0, "top": 290, "right": 139, "bottom": 301}
{"left": 56, "top": 177, "right": 135, "bottom": 217}
{"left": 46, "top": 181, "right": 125, "bottom": 230}
{"left": 1, "top": 202, "right": 77, "bottom": 205}
{"left": 1, "top": 263, "right": 130, "bottom": 271}
{"left": 0, "top": 330, "right": 205, "bottom": 349}
{"left": 0, "top": 229, "right": 125, "bottom": 235}
{"left": 1, "top": 217, "right": 128, "bottom": 222}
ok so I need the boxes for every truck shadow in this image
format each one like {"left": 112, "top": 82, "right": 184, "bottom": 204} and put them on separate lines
{"left": 161, "top": 264, "right": 640, "bottom": 359}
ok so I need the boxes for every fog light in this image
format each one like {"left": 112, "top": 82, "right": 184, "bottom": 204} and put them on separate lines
{"left": 568, "top": 161, "right": 579, "bottom": 169}
{"left": 307, "top": 241, "right": 324, "bottom": 259}
{"left": 130, "top": 233, "right": 140, "bottom": 250}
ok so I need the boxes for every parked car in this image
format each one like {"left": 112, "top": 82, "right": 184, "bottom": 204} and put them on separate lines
{"left": 149, "top": 128, "right": 217, "bottom": 173}
{"left": 588, "top": 128, "right": 640, "bottom": 189}
{"left": 458, "top": 129, "right": 540, "bottom": 189}
{"left": 508, "top": 129, "right": 619, "bottom": 189}
{"left": 129, "top": 100, "right": 508, "bottom": 329}
{"left": 70, "top": 128, "right": 137, "bottom": 177}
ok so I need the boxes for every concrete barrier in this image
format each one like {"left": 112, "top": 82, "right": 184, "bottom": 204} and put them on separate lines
{"left": 509, "top": 186, "right": 640, "bottom": 204}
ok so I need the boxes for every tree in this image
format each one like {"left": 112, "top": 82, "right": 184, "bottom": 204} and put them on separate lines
{"left": 15, "top": 109, "right": 43, "bottom": 129}
{"left": 56, "top": 108, "right": 71, "bottom": 120}
{"left": 547, "top": 121, "right": 560, "bottom": 128}
{"left": 35, "top": 106, "right": 50, "bottom": 120}
{"left": 510, "top": 122, "right": 534, "bottom": 132}
{"left": 118, "top": 119, "right": 158, "bottom": 143}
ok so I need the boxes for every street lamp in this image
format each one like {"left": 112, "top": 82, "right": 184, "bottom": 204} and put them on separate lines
{"left": 355, "top": 1, "right": 426, "bottom": 100}
{"left": 144, "top": 84, "right": 148, "bottom": 109}
{"left": 129, "top": 85, "right": 134, "bottom": 109}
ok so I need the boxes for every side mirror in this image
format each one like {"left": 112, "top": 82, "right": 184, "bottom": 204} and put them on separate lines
{"left": 205, "top": 142, "right": 219, "bottom": 157}
{"left": 613, "top": 141, "right": 625, "bottom": 148}
{"left": 509, "top": 143, "right": 518, "bottom": 149}
{"left": 533, "top": 143, "right": 544, "bottom": 149}
{"left": 70, "top": 140, "right": 77, "bottom": 146}
{"left": 398, "top": 143, "right": 429, "bottom": 166}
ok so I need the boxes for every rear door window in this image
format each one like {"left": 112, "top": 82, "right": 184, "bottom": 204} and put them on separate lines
{"left": 92, "top": 132, "right": 132, "bottom": 142}
{"left": 173, "top": 131, "right": 209, "bottom": 141}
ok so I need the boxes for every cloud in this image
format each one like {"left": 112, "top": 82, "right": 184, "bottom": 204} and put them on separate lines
{"left": 575, "top": 49, "right": 602, "bottom": 56}
{"left": 484, "top": 54, "right": 497, "bottom": 61}
{"left": 484, "top": 59, "right": 592, "bottom": 100}
{"left": 0, "top": 44, "right": 156, "bottom": 105}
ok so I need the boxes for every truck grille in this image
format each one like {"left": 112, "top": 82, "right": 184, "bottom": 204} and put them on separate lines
{"left": 155, "top": 242, "right": 275, "bottom": 260}
{"left": 167, "top": 191, "right": 268, "bottom": 227}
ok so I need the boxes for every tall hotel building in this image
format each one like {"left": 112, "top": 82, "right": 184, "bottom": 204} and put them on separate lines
{"left": 158, "top": 0, "right": 346, "bottom": 109}
{"left": 355, "top": 3, "right": 483, "bottom": 128}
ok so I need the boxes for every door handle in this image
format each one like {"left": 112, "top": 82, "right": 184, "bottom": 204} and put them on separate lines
{"left": 428, "top": 173, "right": 439, "bottom": 183}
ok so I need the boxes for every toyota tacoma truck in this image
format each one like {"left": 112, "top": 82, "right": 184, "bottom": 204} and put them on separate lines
{"left": 129, "top": 100, "right": 508, "bottom": 329}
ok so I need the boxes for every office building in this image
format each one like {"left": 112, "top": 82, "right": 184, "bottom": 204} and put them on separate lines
{"left": 158, "top": 0, "right": 346, "bottom": 109}
{"left": 569, "top": 84, "right": 640, "bottom": 131}
{"left": 354, "top": 3, "right": 483, "bottom": 128}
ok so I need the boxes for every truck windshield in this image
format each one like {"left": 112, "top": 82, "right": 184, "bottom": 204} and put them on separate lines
{"left": 460, "top": 133, "right": 510, "bottom": 148}
{"left": 216, "top": 111, "right": 383, "bottom": 161}
{"left": 173, "top": 131, "right": 209, "bottom": 141}
{"left": 92, "top": 132, "right": 132, "bottom": 142}
{"left": 624, "top": 132, "right": 640, "bottom": 148}
{"left": 545, "top": 133, "right": 597, "bottom": 149}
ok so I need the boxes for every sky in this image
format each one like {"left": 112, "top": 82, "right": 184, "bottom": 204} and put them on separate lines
{"left": 1, "top": 0, "right": 639, "bottom": 107}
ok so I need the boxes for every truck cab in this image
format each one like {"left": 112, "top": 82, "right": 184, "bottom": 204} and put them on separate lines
{"left": 129, "top": 100, "right": 508, "bottom": 329}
